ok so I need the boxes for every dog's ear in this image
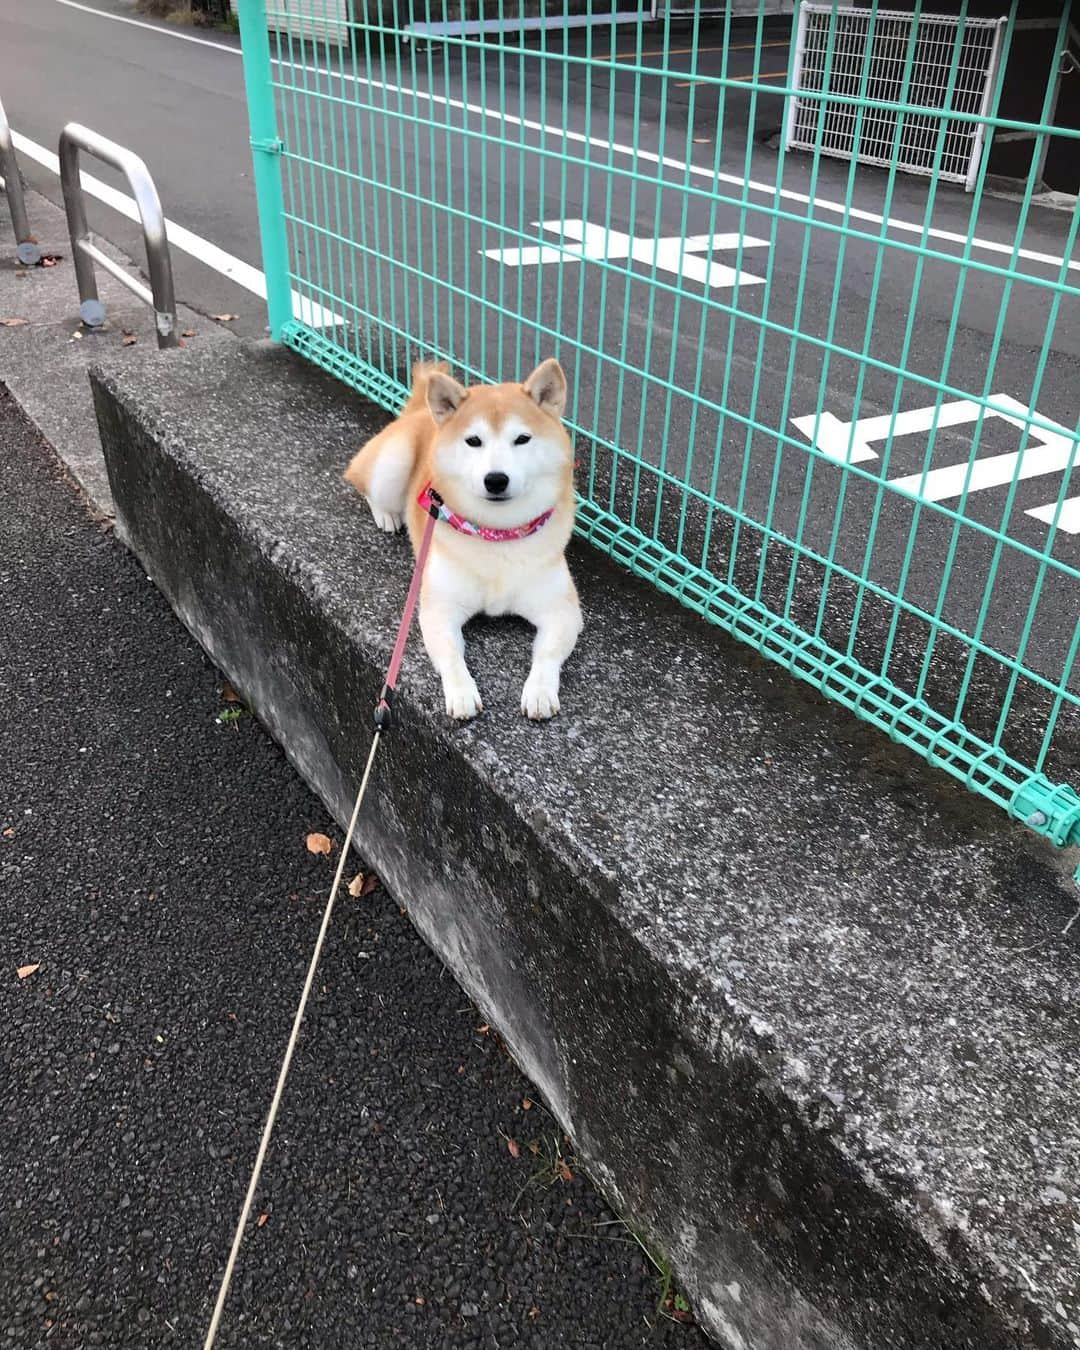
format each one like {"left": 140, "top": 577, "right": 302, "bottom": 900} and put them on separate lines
{"left": 427, "top": 371, "right": 468, "bottom": 424}
{"left": 523, "top": 359, "right": 567, "bottom": 419}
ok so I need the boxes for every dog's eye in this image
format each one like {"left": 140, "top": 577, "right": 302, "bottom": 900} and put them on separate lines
{"left": 513, "top": 433, "right": 532, "bottom": 445}
{"left": 465, "top": 435, "right": 482, "bottom": 448}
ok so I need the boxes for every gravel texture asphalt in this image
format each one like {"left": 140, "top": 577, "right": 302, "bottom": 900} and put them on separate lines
{"left": 0, "top": 384, "right": 703, "bottom": 1349}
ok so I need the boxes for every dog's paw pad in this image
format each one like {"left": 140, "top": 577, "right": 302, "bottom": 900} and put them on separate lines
{"left": 521, "top": 675, "right": 559, "bottom": 721}
{"left": 370, "top": 505, "right": 403, "bottom": 533}
{"left": 445, "top": 678, "right": 483, "bottom": 721}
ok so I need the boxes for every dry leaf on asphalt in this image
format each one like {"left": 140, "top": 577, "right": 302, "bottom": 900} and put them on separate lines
{"left": 347, "top": 874, "right": 365, "bottom": 897}
{"left": 359, "top": 873, "right": 379, "bottom": 897}
{"left": 257, "top": 1213, "right": 269, "bottom": 1228}
{"left": 39, "top": 254, "right": 61, "bottom": 268}
{"left": 306, "top": 832, "right": 333, "bottom": 855}
{"left": 555, "top": 1158, "right": 573, "bottom": 1183}
{"left": 507, "top": 1138, "right": 521, "bottom": 1159}
{"left": 17, "top": 963, "right": 40, "bottom": 980}
{"left": 121, "top": 331, "right": 137, "bottom": 346}
{"left": 181, "top": 329, "right": 197, "bottom": 338}
{"left": 522, "top": 1098, "right": 533, "bottom": 1111}
{"left": 212, "top": 313, "right": 239, "bottom": 322}
{"left": 2, "top": 828, "right": 15, "bottom": 838}
{"left": 0, "top": 317, "right": 28, "bottom": 327}
{"left": 220, "top": 680, "right": 240, "bottom": 702}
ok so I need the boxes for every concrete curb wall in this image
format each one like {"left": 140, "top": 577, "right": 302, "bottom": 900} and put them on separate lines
{"left": 91, "top": 339, "right": 1080, "bottom": 1350}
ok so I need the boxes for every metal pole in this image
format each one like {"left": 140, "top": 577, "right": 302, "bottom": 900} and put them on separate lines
{"left": 0, "top": 95, "right": 41, "bottom": 264}
{"left": 967, "top": 18, "right": 1007, "bottom": 192}
{"left": 58, "top": 123, "right": 179, "bottom": 348}
{"left": 784, "top": 1, "right": 810, "bottom": 153}
{"left": 237, "top": 0, "right": 294, "bottom": 340}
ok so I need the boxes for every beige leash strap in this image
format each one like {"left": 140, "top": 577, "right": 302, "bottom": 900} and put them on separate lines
{"left": 203, "top": 730, "right": 381, "bottom": 1350}
{"left": 203, "top": 500, "right": 441, "bottom": 1347}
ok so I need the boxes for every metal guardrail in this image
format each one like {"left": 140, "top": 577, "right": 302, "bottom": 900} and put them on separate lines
{"left": 59, "top": 123, "right": 178, "bottom": 349}
{"left": 0, "top": 94, "right": 41, "bottom": 265}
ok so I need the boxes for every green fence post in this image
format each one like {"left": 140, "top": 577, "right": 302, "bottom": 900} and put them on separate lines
{"left": 237, "top": 0, "right": 292, "bottom": 340}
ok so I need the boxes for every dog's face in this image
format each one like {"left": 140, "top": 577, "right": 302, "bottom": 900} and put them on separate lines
{"left": 426, "top": 360, "right": 573, "bottom": 526}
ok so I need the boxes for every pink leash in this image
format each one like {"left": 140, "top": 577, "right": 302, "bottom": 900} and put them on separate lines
{"left": 374, "top": 489, "right": 441, "bottom": 731}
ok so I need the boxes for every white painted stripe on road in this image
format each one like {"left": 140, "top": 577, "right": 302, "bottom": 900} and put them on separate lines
{"left": 889, "top": 426, "right": 1077, "bottom": 503}
{"left": 53, "top": 0, "right": 1080, "bottom": 279}
{"left": 55, "top": 0, "right": 238, "bottom": 51}
{"left": 1026, "top": 498, "right": 1080, "bottom": 534}
{"left": 10, "top": 130, "right": 338, "bottom": 328}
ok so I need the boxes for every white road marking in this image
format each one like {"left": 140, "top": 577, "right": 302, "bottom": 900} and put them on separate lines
{"left": 55, "top": 0, "right": 238, "bottom": 51}
{"left": 1026, "top": 497, "right": 1080, "bottom": 535}
{"left": 51, "top": 0, "right": 1080, "bottom": 279}
{"left": 10, "top": 130, "right": 338, "bottom": 328}
{"left": 887, "top": 398, "right": 1076, "bottom": 503}
{"left": 793, "top": 394, "right": 1080, "bottom": 533}
{"left": 484, "top": 218, "right": 770, "bottom": 288}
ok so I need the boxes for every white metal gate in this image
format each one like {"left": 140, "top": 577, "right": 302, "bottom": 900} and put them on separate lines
{"left": 651, "top": 1, "right": 793, "bottom": 16}
{"left": 785, "top": 5, "right": 1006, "bottom": 192}
{"left": 268, "top": 0, "right": 351, "bottom": 44}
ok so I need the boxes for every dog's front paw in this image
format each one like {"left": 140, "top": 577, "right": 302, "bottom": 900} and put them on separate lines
{"left": 444, "top": 674, "right": 483, "bottom": 721}
{"left": 521, "top": 670, "right": 560, "bottom": 720}
{"left": 369, "top": 503, "right": 403, "bottom": 533}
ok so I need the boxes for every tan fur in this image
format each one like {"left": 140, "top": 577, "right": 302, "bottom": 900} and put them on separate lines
{"left": 343, "top": 358, "right": 582, "bottom": 720}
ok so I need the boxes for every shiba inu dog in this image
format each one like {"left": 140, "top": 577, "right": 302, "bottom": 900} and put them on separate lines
{"left": 344, "top": 359, "right": 582, "bottom": 721}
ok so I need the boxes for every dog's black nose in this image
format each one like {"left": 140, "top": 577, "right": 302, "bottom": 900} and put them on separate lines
{"left": 484, "top": 471, "right": 510, "bottom": 496}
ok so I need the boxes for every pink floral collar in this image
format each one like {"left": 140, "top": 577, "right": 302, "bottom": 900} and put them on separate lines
{"left": 418, "top": 483, "right": 555, "bottom": 542}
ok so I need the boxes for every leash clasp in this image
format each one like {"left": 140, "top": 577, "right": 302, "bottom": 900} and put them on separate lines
{"left": 374, "top": 685, "right": 394, "bottom": 732}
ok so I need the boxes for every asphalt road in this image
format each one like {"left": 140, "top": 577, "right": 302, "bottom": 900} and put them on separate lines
{"left": 1, "top": 0, "right": 1076, "bottom": 763}
{"left": 0, "top": 385, "right": 702, "bottom": 1346}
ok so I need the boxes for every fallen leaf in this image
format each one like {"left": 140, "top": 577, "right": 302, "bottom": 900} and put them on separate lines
{"left": 2, "top": 828, "right": 14, "bottom": 838}
{"left": 181, "top": 329, "right": 197, "bottom": 338}
{"left": 71, "top": 330, "right": 83, "bottom": 340}
{"left": 522, "top": 1098, "right": 533, "bottom": 1111}
{"left": 476, "top": 1024, "right": 489, "bottom": 1035}
{"left": 359, "top": 873, "right": 379, "bottom": 897}
{"left": 306, "top": 832, "right": 333, "bottom": 855}
{"left": 0, "top": 317, "right": 28, "bottom": 327}
{"left": 220, "top": 680, "right": 240, "bottom": 703}
{"left": 527, "top": 1141, "right": 541, "bottom": 1156}
{"left": 17, "top": 963, "right": 40, "bottom": 980}
{"left": 347, "top": 874, "right": 366, "bottom": 898}
{"left": 528, "top": 1305, "right": 540, "bottom": 1320}
{"left": 414, "top": 1296, "right": 425, "bottom": 1306}
{"left": 212, "top": 313, "right": 239, "bottom": 322}
{"left": 507, "top": 1138, "right": 520, "bottom": 1158}
{"left": 39, "top": 254, "right": 61, "bottom": 267}
{"left": 257, "top": 1213, "right": 269, "bottom": 1228}
{"left": 121, "top": 332, "right": 137, "bottom": 347}
{"left": 554, "top": 1158, "right": 573, "bottom": 1183}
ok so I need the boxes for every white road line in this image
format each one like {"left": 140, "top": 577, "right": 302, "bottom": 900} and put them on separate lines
{"left": 484, "top": 217, "right": 770, "bottom": 287}
{"left": 51, "top": 0, "right": 1080, "bottom": 278}
{"left": 10, "top": 130, "right": 337, "bottom": 328}
{"left": 1026, "top": 497, "right": 1080, "bottom": 534}
{"left": 890, "top": 435, "right": 1077, "bottom": 504}
{"left": 55, "top": 0, "right": 238, "bottom": 51}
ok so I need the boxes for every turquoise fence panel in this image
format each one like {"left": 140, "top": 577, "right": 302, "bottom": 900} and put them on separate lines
{"left": 237, "top": 0, "right": 1080, "bottom": 859}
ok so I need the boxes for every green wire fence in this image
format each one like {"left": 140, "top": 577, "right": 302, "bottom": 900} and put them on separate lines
{"left": 237, "top": 0, "right": 1080, "bottom": 860}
